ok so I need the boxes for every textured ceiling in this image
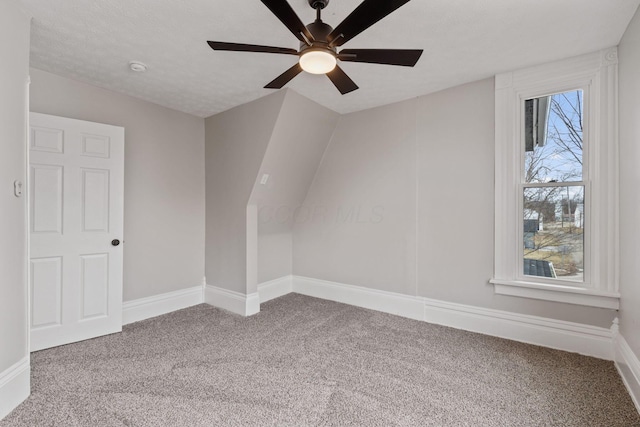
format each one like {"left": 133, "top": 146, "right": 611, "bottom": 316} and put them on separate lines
{"left": 20, "top": 0, "right": 640, "bottom": 117}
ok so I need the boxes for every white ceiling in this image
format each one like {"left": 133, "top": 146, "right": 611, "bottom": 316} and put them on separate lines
{"left": 20, "top": 0, "right": 640, "bottom": 117}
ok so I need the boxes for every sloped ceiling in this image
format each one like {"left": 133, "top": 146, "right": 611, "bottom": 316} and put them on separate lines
{"left": 20, "top": 0, "right": 640, "bottom": 117}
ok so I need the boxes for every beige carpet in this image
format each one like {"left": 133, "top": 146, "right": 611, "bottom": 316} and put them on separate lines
{"left": 2, "top": 293, "right": 639, "bottom": 426}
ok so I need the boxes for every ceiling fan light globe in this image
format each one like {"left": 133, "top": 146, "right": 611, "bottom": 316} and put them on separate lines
{"left": 299, "top": 50, "right": 337, "bottom": 74}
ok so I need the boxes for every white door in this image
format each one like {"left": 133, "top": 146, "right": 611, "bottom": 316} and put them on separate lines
{"left": 29, "top": 112, "right": 124, "bottom": 351}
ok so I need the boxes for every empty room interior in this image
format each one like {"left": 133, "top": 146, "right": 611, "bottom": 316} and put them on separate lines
{"left": 3, "top": 0, "right": 640, "bottom": 425}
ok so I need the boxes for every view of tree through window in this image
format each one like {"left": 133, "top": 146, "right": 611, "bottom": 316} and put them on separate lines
{"left": 523, "top": 90, "right": 584, "bottom": 282}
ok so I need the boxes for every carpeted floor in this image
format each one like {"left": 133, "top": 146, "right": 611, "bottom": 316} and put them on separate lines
{"left": 2, "top": 293, "right": 639, "bottom": 426}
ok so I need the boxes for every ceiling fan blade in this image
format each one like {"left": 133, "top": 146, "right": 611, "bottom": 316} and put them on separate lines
{"left": 260, "top": 0, "right": 315, "bottom": 44}
{"left": 326, "top": 65, "right": 359, "bottom": 95}
{"left": 265, "top": 63, "right": 303, "bottom": 89}
{"left": 327, "top": 0, "right": 411, "bottom": 47}
{"left": 338, "top": 49, "right": 423, "bottom": 66}
{"left": 207, "top": 41, "right": 298, "bottom": 55}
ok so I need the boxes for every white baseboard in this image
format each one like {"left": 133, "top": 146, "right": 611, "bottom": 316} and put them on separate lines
{"left": 293, "top": 276, "right": 424, "bottom": 321}
{"left": 615, "top": 334, "right": 640, "bottom": 412}
{"left": 205, "top": 285, "right": 260, "bottom": 316}
{"left": 123, "top": 285, "right": 204, "bottom": 325}
{"left": 0, "top": 356, "right": 30, "bottom": 420}
{"left": 287, "top": 275, "right": 614, "bottom": 360}
{"left": 119, "top": 276, "right": 617, "bottom": 361}
{"left": 258, "top": 275, "right": 293, "bottom": 303}
{"left": 421, "top": 297, "right": 614, "bottom": 360}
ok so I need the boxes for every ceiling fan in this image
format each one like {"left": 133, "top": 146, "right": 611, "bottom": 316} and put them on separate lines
{"left": 207, "top": 0, "right": 423, "bottom": 95}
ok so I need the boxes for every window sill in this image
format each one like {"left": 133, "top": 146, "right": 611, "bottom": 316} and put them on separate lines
{"left": 490, "top": 279, "right": 620, "bottom": 309}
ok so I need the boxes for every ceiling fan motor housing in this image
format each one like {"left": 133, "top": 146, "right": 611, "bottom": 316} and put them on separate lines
{"left": 300, "top": 19, "right": 336, "bottom": 55}
{"left": 308, "top": 0, "right": 329, "bottom": 9}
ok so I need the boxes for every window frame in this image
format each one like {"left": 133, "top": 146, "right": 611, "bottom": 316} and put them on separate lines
{"left": 518, "top": 87, "right": 589, "bottom": 285}
{"left": 491, "top": 48, "right": 619, "bottom": 309}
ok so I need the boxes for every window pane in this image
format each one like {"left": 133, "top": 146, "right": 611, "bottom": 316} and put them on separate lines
{"left": 523, "top": 186, "right": 584, "bottom": 282}
{"left": 524, "top": 90, "right": 583, "bottom": 183}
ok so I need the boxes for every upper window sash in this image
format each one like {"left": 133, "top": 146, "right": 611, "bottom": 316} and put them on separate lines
{"left": 521, "top": 88, "right": 587, "bottom": 185}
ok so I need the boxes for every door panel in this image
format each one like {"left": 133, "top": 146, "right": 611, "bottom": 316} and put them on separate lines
{"left": 30, "top": 257, "right": 62, "bottom": 328}
{"left": 29, "top": 112, "right": 124, "bottom": 351}
{"left": 30, "top": 164, "right": 63, "bottom": 234}
{"left": 81, "top": 168, "right": 110, "bottom": 232}
{"left": 81, "top": 134, "right": 110, "bottom": 158}
{"left": 30, "top": 126, "right": 64, "bottom": 153}
{"left": 80, "top": 253, "right": 109, "bottom": 319}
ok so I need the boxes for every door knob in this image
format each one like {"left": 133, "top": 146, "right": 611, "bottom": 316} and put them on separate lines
{"left": 111, "top": 239, "right": 120, "bottom": 246}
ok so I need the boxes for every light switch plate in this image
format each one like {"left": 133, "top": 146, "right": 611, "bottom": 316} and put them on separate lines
{"left": 14, "top": 180, "right": 23, "bottom": 197}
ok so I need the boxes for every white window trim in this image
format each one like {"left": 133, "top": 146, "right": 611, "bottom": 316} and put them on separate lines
{"left": 491, "top": 48, "right": 619, "bottom": 309}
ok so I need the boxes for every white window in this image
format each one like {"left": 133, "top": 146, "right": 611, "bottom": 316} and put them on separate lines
{"left": 491, "top": 48, "right": 619, "bottom": 309}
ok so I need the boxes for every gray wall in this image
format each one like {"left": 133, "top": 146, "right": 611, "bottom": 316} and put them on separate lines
{"left": 619, "top": 6, "right": 640, "bottom": 357}
{"left": 30, "top": 69, "right": 206, "bottom": 301}
{"left": 205, "top": 91, "right": 286, "bottom": 293}
{"left": 293, "top": 78, "right": 616, "bottom": 328}
{"left": 293, "top": 99, "right": 418, "bottom": 294}
{"left": 250, "top": 90, "right": 339, "bottom": 284}
{"left": 0, "top": 0, "right": 30, "bottom": 375}
{"left": 205, "top": 90, "right": 339, "bottom": 292}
